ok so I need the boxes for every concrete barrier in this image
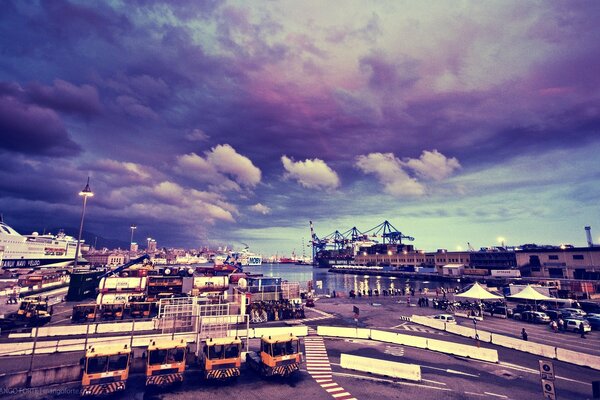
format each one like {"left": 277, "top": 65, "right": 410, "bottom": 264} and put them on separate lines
{"left": 491, "top": 334, "right": 556, "bottom": 359}
{"left": 556, "top": 348, "right": 600, "bottom": 370}
{"left": 411, "top": 315, "right": 446, "bottom": 331}
{"left": 253, "top": 325, "right": 308, "bottom": 339}
{"left": 317, "top": 326, "right": 370, "bottom": 339}
{"left": 0, "top": 370, "right": 29, "bottom": 389}
{"left": 370, "top": 329, "right": 428, "bottom": 349}
{"left": 340, "top": 353, "right": 421, "bottom": 381}
{"left": 444, "top": 324, "right": 493, "bottom": 343}
{"left": 30, "top": 364, "right": 81, "bottom": 387}
{"left": 427, "top": 337, "right": 498, "bottom": 362}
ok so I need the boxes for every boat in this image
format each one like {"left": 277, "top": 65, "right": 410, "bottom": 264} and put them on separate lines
{"left": 0, "top": 221, "right": 80, "bottom": 269}
{"left": 231, "top": 246, "right": 262, "bottom": 266}
{"left": 174, "top": 254, "right": 209, "bottom": 265}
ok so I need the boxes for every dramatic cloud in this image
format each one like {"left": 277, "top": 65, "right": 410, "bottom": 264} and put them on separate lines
{"left": 405, "top": 150, "right": 461, "bottom": 181}
{"left": 27, "top": 79, "right": 102, "bottom": 116}
{"left": 175, "top": 144, "right": 261, "bottom": 191}
{"left": 0, "top": 94, "right": 81, "bottom": 156}
{"left": 249, "top": 203, "right": 271, "bottom": 215}
{"left": 355, "top": 153, "right": 425, "bottom": 197}
{"left": 281, "top": 156, "right": 340, "bottom": 190}
{"left": 87, "top": 159, "right": 153, "bottom": 183}
{"left": 2, "top": 1, "right": 600, "bottom": 252}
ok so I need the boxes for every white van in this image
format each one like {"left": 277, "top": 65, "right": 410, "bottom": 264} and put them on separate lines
{"left": 433, "top": 314, "right": 457, "bottom": 324}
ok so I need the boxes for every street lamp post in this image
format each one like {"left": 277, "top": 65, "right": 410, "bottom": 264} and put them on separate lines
{"left": 73, "top": 178, "right": 93, "bottom": 269}
{"left": 130, "top": 224, "right": 137, "bottom": 250}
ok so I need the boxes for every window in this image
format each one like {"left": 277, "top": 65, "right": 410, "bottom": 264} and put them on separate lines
{"left": 548, "top": 255, "right": 558, "bottom": 260}
{"left": 573, "top": 255, "right": 584, "bottom": 260}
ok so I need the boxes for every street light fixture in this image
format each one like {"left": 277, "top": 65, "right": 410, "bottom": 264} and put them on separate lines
{"left": 497, "top": 236, "right": 506, "bottom": 248}
{"left": 73, "top": 177, "right": 93, "bottom": 269}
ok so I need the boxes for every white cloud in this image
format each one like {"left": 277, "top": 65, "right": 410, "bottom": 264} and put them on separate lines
{"left": 185, "top": 128, "right": 209, "bottom": 141}
{"left": 249, "top": 203, "right": 271, "bottom": 215}
{"left": 355, "top": 150, "right": 462, "bottom": 197}
{"left": 355, "top": 152, "right": 425, "bottom": 197}
{"left": 92, "top": 159, "right": 152, "bottom": 182}
{"left": 207, "top": 144, "right": 261, "bottom": 187}
{"left": 175, "top": 144, "right": 261, "bottom": 191}
{"left": 404, "top": 149, "right": 461, "bottom": 181}
{"left": 281, "top": 156, "right": 340, "bottom": 190}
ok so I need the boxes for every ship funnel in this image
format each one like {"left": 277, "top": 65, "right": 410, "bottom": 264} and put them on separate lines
{"left": 585, "top": 226, "right": 594, "bottom": 247}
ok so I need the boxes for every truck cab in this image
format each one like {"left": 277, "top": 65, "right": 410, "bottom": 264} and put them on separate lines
{"left": 199, "top": 336, "right": 242, "bottom": 379}
{"left": 72, "top": 303, "right": 98, "bottom": 323}
{"left": 146, "top": 338, "right": 187, "bottom": 386}
{"left": 81, "top": 344, "right": 131, "bottom": 397}
{"left": 246, "top": 334, "right": 302, "bottom": 377}
{"left": 16, "top": 296, "right": 51, "bottom": 325}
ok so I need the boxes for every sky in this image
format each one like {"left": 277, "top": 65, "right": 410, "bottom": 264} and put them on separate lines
{"left": 1, "top": 0, "right": 600, "bottom": 256}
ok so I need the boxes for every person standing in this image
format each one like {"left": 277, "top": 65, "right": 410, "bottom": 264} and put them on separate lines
{"left": 550, "top": 320, "right": 558, "bottom": 333}
{"left": 579, "top": 322, "right": 586, "bottom": 339}
{"left": 521, "top": 328, "right": 528, "bottom": 341}
{"left": 557, "top": 318, "right": 564, "bottom": 332}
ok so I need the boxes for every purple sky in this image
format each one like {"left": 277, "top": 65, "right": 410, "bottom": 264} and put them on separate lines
{"left": 1, "top": 1, "right": 600, "bottom": 255}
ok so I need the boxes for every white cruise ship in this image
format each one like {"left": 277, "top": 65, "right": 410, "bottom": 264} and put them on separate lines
{"left": 233, "top": 246, "right": 262, "bottom": 266}
{"left": 0, "top": 222, "right": 80, "bottom": 269}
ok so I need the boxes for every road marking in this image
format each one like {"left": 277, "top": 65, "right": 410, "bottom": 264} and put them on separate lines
{"left": 497, "top": 362, "right": 592, "bottom": 386}
{"left": 483, "top": 392, "right": 508, "bottom": 398}
{"left": 464, "top": 392, "right": 487, "bottom": 397}
{"left": 422, "top": 365, "right": 479, "bottom": 378}
{"left": 332, "top": 371, "right": 453, "bottom": 392}
{"left": 421, "top": 379, "right": 447, "bottom": 386}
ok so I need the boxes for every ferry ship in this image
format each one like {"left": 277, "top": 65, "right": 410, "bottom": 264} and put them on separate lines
{"left": 0, "top": 222, "right": 79, "bottom": 269}
{"left": 232, "top": 246, "right": 262, "bottom": 266}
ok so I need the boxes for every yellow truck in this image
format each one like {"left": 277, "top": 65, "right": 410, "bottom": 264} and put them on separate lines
{"left": 199, "top": 336, "right": 242, "bottom": 379}
{"left": 146, "top": 338, "right": 187, "bottom": 386}
{"left": 246, "top": 334, "right": 302, "bottom": 377}
{"left": 81, "top": 344, "right": 131, "bottom": 396}
{"left": 15, "top": 296, "right": 52, "bottom": 325}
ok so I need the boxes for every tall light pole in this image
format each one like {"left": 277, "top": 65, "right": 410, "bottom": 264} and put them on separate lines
{"left": 73, "top": 178, "right": 93, "bottom": 269}
{"left": 130, "top": 224, "right": 137, "bottom": 250}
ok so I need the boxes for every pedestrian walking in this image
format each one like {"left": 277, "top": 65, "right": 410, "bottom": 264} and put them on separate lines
{"left": 550, "top": 320, "right": 558, "bottom": 333}
{"left": 579, "top": 322, "right": 586, "bottom": 339}
{"left": 521, "top": 328, "right": 528, "bottom": 341}
{"left": 558, "top": 318, "right": 564, "bottom": 332}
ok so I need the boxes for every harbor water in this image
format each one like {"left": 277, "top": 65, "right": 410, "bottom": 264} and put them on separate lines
{"left": 243, "top": 264, "right": 465, "bottom": 295}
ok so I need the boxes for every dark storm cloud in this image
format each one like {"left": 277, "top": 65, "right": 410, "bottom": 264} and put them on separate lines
{"left": 27, "top": 79, "right": 102, "bottom": 116}
{"left": 0, "top": 93, "right": 81, "bottom": 156}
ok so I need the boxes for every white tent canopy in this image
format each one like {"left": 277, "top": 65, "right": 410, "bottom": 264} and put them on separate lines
{"left": 508, "top": 285, "right": 554, "bottom": 301}
{"left": 455, "top": 282, "right": 504, "bottom": 300}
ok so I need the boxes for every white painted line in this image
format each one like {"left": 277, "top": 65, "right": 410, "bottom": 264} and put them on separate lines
{"left": 421, "top": 379, "right": 447, "bottom": 386}
{"left": 326, "top": 387, "right": 344, "bottom": 393}
{"left": 464, "top": 392, "right": 486, "bottom": 397}
{"left": 484, "top": 392, "right": 508, "bottom": 398}
{"left": 331, "top": 392, "right": 351, "bottom": 398}
{"left": 316, "top": 379, "right": 332, "bottom": 383}
{"left": 332, "top": 371, "right": 453, "bottom": 392}
{"left": 320, "top": 383, "right": 337, "bottom": 388}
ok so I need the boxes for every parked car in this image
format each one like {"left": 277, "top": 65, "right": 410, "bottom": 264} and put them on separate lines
{"left": 515, "top": 311, "right": 551, "bottom": 324}
{"left": 486, "top": 305, "right": 513, "bottom": 317}
{"left": 559, "top": 308, "right": 586, "bottom": 318}
{"left": 585, "top": 316, "right": 600, "bottom": 330}
{"left": 564, "top": 318, "right": 591, "bottom": 333}
{"left": 543, "top": 309, "right": 562, "bottom": 321}
{"left": 433, "top": 314, "right": 456, "bottom": 324}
